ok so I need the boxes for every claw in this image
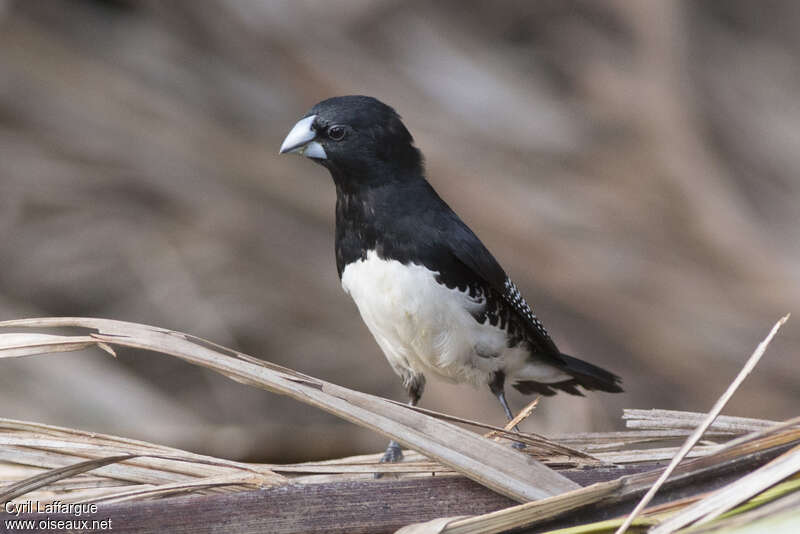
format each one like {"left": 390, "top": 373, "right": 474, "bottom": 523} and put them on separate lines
{"left": 381, "top": 442, "right": 404, "bottom": 463}
{"left": 374, "top": 440, "right": 403, "bottom": 479}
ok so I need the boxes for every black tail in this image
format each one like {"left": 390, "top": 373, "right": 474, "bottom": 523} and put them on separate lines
{"left": 513, "top": 353, "right": 623, "bottom": 397}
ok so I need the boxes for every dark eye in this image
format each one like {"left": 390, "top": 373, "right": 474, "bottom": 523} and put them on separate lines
{"left": 327, "top": 125, "right": 346, "bottom": 141}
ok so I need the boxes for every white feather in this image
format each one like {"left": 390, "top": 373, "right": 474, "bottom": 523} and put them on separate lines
{"left": 341, "top": 250, "right": 570, "bottom": 388}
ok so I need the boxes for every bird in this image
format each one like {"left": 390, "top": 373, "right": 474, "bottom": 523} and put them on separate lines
{"left": 280, "top": 95, "right": 622, "bottom": 463}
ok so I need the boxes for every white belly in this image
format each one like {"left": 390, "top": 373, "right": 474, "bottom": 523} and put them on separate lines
{"left": 341, "top": 250, "right": 545, "bottom": 387}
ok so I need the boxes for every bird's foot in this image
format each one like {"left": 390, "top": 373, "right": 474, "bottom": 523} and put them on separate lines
{"left": 381, "top": 442, "right": 404, "bottom": 463}
{"left": 374, "top": 441, "right": 403, "bottom": 479}
{"left": 511, "top": 441, "right": 526, "bottom": 451}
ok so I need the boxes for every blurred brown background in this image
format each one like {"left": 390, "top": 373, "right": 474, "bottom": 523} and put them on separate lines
{"left": 0, "top": 0, "right": 798, "bottom": 462}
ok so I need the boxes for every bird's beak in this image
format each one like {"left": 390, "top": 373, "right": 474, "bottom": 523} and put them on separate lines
{"left": 279, "top": 115, "right": 327, "bottom": 159}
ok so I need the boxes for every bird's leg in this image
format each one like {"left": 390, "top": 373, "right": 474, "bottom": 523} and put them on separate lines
{"left": 489, "top": 372, "right": 525, "bottom": 450}
{"left": 377, "top": 374, "right": 425, "bottom": 475}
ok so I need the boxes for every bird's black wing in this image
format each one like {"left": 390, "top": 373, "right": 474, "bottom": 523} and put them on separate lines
{"left": 438, "top": 209, "right": 565, "bottom": 362}
{"left": 442, "top": 211, "right": 623, "bottom": 395}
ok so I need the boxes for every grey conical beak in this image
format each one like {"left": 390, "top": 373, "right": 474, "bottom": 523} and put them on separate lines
{"left": 279, "top": 115, "right": 327, "bottom": 159}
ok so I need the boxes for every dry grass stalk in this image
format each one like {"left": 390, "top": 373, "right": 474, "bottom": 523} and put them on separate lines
{"left": 683, "top": 485, "right": 800, "bottom": 534}
{"left": 388, "top": 399, "right": 599, "bottom": 462}
{"left": 485, "top": 396, "right": 541, "bottom": 440}
{"left": 396, "top": 421, "right": 800, "bottom": 533}
{"left": 1, "top": 315, "right": 796, "bottom": 534}
{"left": 0, "top": 317, "right": 579, "bottom": 502}
{"left": 0, "top": 454, "right": 134, "bottom": 502}
{"left": 4, "top": 415, "right": 768, "bottom": 507}
{"left": 650, "top": 444, "right": 800, "bottom": 533}
{"left": 0, "top": 417, "right": 286, "bottom": 497}
{"left": 614, "top": 313, "right": 789, "bottom": 534}
{"left": 397, "top": 315, "right": 794, "bottom": 534}
{"left": 623, "top": 409, "right": 779, "bottom": 434}
{"left": 0, "top": 413, "right": 795, "bottom": 528}
{"left": 550, "top": 429, "right": 736, "bottom": 450}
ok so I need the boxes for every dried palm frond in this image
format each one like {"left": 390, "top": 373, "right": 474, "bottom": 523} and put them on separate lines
{"left": 0, "top": 317, "right": 577, "bottom": 502}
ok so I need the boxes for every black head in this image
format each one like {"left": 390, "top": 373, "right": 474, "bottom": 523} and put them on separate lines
{"left": 280, "top": 95, "right": 423, "bottom": 189}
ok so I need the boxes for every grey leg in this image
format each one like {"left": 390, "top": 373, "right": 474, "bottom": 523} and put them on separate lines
{"left": 489, "top": 372, "right": 525, "bottom": 450}
{"left": 376, "top": 374, "right": 425, "bottom": 477}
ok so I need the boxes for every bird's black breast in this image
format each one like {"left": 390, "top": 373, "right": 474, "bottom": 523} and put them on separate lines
{"left": 334, "top": 179, "right": 484, "bottom": 289}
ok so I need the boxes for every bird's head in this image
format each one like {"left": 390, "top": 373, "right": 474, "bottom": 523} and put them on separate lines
{"left": 279, "top": 95, "right": 423, "bottom": 188}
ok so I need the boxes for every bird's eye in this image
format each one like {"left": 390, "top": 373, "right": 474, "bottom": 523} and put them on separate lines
{"left": 327, "top": 125, "right": 346, "bottom": 141}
